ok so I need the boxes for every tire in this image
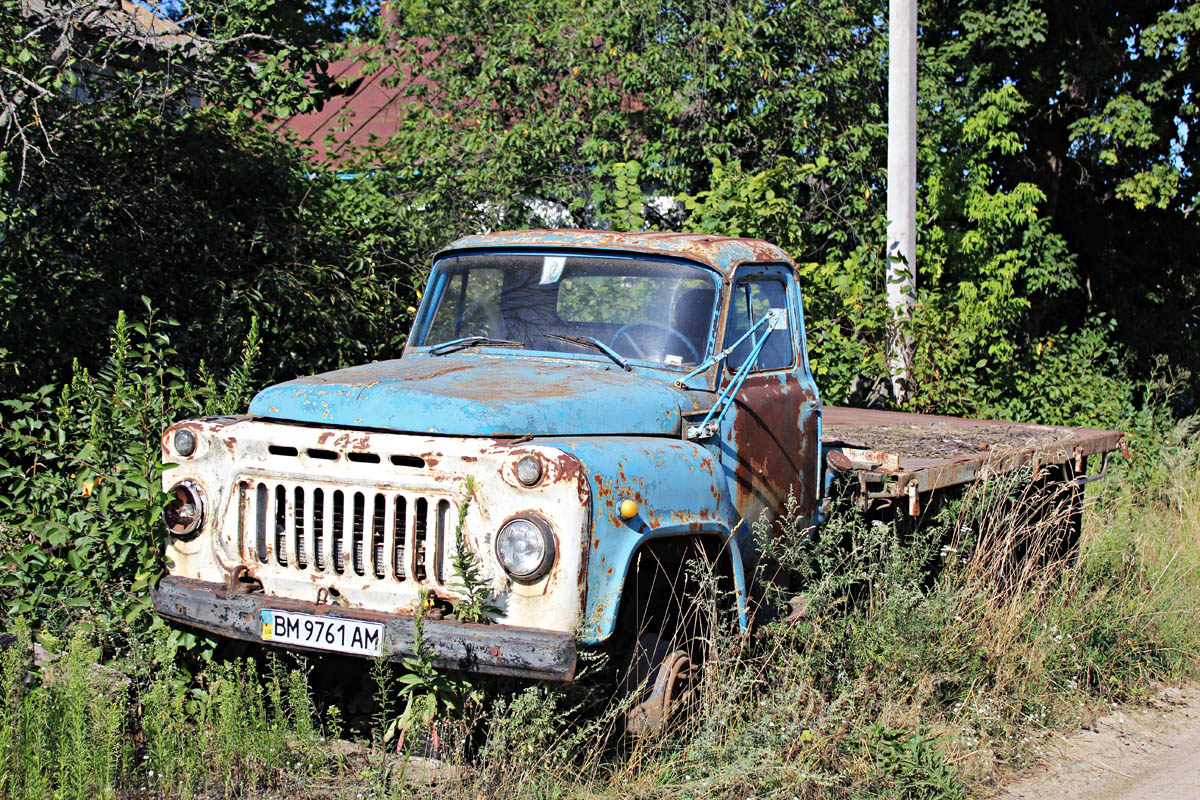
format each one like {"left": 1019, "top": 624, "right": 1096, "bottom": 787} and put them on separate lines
{"left": 608, "top": 538, "right": 730, "bottom": 737}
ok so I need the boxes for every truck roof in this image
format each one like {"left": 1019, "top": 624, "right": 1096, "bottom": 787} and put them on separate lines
{"left": 439, "top": 229, "right": 797, "bottom": 275}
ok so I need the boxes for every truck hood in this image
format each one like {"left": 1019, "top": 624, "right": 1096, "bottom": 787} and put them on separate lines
{"left": 248, "top": 355, "right": 701, "bottom": 437}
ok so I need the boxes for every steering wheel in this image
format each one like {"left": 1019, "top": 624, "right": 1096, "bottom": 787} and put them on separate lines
{"left": 609, "top": 321, "right": 700, "bottom": 363}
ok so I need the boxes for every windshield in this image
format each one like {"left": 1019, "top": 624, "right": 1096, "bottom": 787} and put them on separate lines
{"left": 414, "top": 253, "right": 720, "bottom": 367}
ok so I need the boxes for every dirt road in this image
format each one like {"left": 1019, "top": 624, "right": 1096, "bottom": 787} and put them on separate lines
{"left": 999, "top": 685, "right": 1200, "bottom": 800}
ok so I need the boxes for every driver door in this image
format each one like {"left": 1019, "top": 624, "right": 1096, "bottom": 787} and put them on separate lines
{"left": 716, "top": 264, "right": 821, "bottom": 534}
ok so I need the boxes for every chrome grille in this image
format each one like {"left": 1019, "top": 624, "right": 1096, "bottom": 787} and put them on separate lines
{"left": 239, "top": 479, "right": 453, "bottom": 586}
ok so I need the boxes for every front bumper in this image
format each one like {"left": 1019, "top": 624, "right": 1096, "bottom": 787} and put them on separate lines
{"left": 152, "top": 576, "right": 577, "bottom": 681}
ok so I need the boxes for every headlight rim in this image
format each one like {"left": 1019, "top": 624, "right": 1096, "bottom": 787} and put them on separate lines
{"left": 163, "top": 479, "right": 205, "bottom": 540}
{"left": 173, "top": 428, "right": 197, "bottom": 458}
{"left": 515, "top": 454, "right": 543, "bottom": 487}
{"left": 494, "top": 513, "right": 555, "bottom": 583}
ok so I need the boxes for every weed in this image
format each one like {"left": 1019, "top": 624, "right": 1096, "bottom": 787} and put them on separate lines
{"left": 450, "top": 476, "right": 501, "bottom": 625}
{"left": 861, "top": 724, "right": 966, "bottom": 800}
{"left": 0, "top": 307, "right": 260, "bottom": 655}
{"left": 390, "top": 587, "right": 472, "bottom": 754}
{"left": 0, "top": 623, "right": 128, "bottom": 800}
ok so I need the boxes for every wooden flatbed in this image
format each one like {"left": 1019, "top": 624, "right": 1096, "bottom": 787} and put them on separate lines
{"left": 820, "top": 406, "right": 1127, "bottom": 513}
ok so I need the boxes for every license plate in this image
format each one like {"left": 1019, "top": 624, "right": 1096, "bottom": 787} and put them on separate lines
{"left": 259, "top": 609, "right": 383, "bottom": 656}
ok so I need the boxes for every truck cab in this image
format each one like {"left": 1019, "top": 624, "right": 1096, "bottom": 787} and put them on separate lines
{"left": 153, "top": 230, "right": 823, "bottom": 684}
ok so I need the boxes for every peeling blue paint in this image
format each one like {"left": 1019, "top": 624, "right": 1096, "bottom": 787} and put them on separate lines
{"left": 542, "top": 436, "right": 749, "bottom": 644}
{"left": 249, "top": 354, "right": 703, "bottom": 437}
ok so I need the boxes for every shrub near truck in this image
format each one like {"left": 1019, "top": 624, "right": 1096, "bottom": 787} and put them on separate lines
{"left": 153, "top": 230, "right": 1124, "bottom": 726}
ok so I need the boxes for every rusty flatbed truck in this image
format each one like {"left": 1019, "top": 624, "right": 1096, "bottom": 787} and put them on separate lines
{"left": 152, "top": 230, "right": 1124, "bottom": 726}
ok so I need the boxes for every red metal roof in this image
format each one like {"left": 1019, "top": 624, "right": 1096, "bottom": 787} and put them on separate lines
{"left": 271, "top": 41, "right": 439, "bottom": 163}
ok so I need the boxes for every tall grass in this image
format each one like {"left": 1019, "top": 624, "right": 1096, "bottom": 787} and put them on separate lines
{"left": 0, "top": 444, "right": 1196, "bottom": 799}
{"left": 445, "top": 444, "right": 1200, "bottom": 799}
{"left": 0, "top": 624, "right": 329, "bottom": 800}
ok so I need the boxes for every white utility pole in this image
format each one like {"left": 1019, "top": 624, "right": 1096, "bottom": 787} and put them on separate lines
{"left": 887, "top": 0, "right": 917, "bottom": 404}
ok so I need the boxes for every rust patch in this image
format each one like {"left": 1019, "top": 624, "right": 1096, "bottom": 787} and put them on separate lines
{"left": 728, "top": 374, "right": 818, "bottom": 539}
{"left": 440, "top": 229, "right": 796, "bottom": 275}
{"left": 548, "top": 450, "right": 587, "bottom": 503}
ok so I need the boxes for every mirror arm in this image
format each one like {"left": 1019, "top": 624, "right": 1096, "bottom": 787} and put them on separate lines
{"left": 674, "top": 309, "right": 785, "bottom": 390}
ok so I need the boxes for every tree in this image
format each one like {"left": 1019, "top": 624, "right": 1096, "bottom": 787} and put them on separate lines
{"left": 363, "top": 0, "right": 1195, "bottom": 422}
{"left": 0, "top": 1, "right": 424, "bottom": 392}
{"left": 920, "top": 0, "right": 1200, "bottom": 412}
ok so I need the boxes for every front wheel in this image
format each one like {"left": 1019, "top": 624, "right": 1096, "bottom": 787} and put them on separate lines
{"left": 607, "top": 538, "right": 733, "bottom": 737}
{"left": 623, "top": 635, "right": 696, "bottom": 736}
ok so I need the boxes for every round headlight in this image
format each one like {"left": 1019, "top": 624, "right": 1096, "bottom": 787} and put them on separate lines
{"left": 515, "top": 455, "right": 543, "bottom": 487}
{"left": 173, "top": 429, "right": 197, "bottom": 457}
{"left": 494, "top": 515, "right": 555, "bottom": 582}
{"left": 163, "top": 481, "right": 204, "bottom": 539}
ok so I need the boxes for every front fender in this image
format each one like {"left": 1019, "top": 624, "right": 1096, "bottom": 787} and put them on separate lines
{"left": 544, "top": 436, "right": 751, "bottom": 645}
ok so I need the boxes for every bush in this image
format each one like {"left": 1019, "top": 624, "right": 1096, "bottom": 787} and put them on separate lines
{"left": 0, "top": 306, "right": 259, "bottom": 644}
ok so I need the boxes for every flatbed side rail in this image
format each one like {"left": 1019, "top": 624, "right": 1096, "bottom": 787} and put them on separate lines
{"left": 819, "top": 406, "right": 1126, "bottom": 515}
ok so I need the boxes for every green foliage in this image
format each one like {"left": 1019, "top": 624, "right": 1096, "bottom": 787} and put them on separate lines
{"left": 634, "top": 449, "right": 1200, "bottom": 799}
{"left": 0, "top": 1, "right": 426, "bottom": 397}
{"left": 0, "top": 621, "right": 328, "bottom": 799}
{"left": 0, "top": 623, "right": 129, "bottom": 800}
{"left": 390, "top": 587, "right": 472, "bottom": 747}
{"left": 0, "top": 308, "right": 257, "bottom": 646}
{"left": 921, "top": 1, "right": 1200, "bottom": 410}
{"left": 607, "top": 160, "right": 647, "bottom": 231}
{"left": 861, "top": 725, "right": 967, "bottom": 800}
{"left": 681, "top": 157, "right": 822, "bottom": 249}
{"left": 450, "top": 477, "right": 502, "bottom": 625}
{"left": 4, "top": 0, "right": 1197, "bottom": 429}
{"left": 352, "top": 0, "right": 1200, "bottom": 420}
{"left": 356, "top": 0, "right": 889, "bottom": 241}
{"left": 2, "top": 0, "right": 1197, "bottom": 422}
{"left": 912, "top": 83, "right": 1080, "bottom": 412}
{"left": 0, "top": 110, "right": 423, "bottom": 395}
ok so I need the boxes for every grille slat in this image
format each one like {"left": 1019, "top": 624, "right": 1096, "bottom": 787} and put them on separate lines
{"left": 393, "top": 496, "right": 408, "bottom": 580}
{"left": 254, "top": 484, "right": 269, "bottom": 562}
{"left": 277, "top": 485, "right": 292, "bottom": 567}
{"left": 319, "top": 488, "right": 333, "bottom": 571}
{"left": 331, "top": 490, "right": 345, "bottom": 573}
{"left": 241, "top": 479, "right": 450, "bottom": 589}
{"left": 340, "top": 491, "right": 352, "bottom": 573}
{"left": 352, "top": 491, "right": 366, "bottom": 577}
{"left": 413, "top": 498, "right": 428, "bottom": 583}
{"left": 295, "top": 486, "right": 309, "bottom": 569}
{"left": 372, "top": 494, "right": 387, "bottom": 579}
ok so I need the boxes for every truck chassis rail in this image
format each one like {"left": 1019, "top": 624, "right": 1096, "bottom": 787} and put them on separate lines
{"left": 152, "top": 576, "right": 577, "bottom": 681}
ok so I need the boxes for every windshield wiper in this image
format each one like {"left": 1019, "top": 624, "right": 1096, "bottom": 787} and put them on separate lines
{"left": 428, "top": 336, "right": 523, "bottom": 355}
{"left": 545, "top": 333, "right": 631, "bottom": 371}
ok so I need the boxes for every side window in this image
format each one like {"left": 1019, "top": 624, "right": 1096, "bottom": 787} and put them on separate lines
{"left": 723, "top": 278, "right": 794, "bottom": 371}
